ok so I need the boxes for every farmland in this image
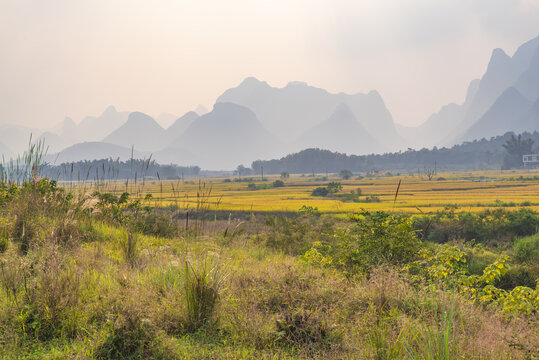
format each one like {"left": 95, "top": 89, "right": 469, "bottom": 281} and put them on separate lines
{"left": 81, "top": 169, "right": 539, "bottom": 214}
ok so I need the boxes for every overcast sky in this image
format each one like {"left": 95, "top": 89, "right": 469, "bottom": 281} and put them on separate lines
{"left": 1, "top": 0, "right": 539, "bottom": 129}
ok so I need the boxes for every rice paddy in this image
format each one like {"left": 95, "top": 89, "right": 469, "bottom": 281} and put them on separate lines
{"left": 76, "top": 169, "right": 539, "bottom": 214}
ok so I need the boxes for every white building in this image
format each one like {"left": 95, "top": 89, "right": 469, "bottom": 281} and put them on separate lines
{"left": 523, "top": 154, "right": 539, "bottom": 169}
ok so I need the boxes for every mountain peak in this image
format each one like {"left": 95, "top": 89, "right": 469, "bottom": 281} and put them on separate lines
{"left": 239, "top": 77, "right": 267, "bottom": 88}
{"left": 286, "top": 81, "right": 308, "bottom": 87}
{"left": 498, "top": 86, "right": 527, "bottom": 101}
{"left": 487, "top": 48, "right": 511, "bottom": 72}
{"left": 126, "top": 112, "right": 162, "bottom": 129}
{"left": 324, "top": 103, "right": 357, "bottom": 127}
{"left": 194, "top": 104, "right": 209, "bottom": 115}
{"left": 63, "top": 117, "right": 76, "bottom": 126}
{"left": 102, "top": 105, "right": 118, "bottom": 116}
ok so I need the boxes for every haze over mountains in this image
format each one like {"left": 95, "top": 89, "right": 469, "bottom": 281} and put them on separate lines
{"left": 1, "top": 35, "right": 539, "bottom": 170}
{"left": 401, "top": 35, "right": 539, "bottom": 148}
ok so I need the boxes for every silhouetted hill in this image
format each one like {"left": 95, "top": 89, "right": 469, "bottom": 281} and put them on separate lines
{"left": 49, "top": 142, "right": 146, "bottom": 164}
{"left": 0, "top": 124, "right": 42, "bottom": 155}
{"left": 103, "top": 112, "right": 166, "bottom": 152}
{"left": 153, "top": 147, "right": 203, "bottom": 167}
{"left": 513, "top": 43, "right": 539, "bottom": 102}
{"left": 165, "top": 111, "right": 199, "bottom": 145}
{"left": 517, "top": 98, "right": 539, "bottom": 133}
{"left": 217, "top": 77, "right": 403, "bottom": 150}
{"left": 72, "top": 106, "right": 129, "bottom": 141}
{"left": 400, "top": 79, "right": 479, "bottom": 147}
{"left": 38, "top": 132, "right": 78, "bottom": 154}
{"left": 295, "top": 103, "right": 386, "bottom": 154}
{"left": 462, "top": 88, "right": 532, "bottom": 141}
{"left": 403, "top": 35, "right": 539, "bottom": 147}
{"left": 164, "top": 102, "right": 280, "bottom": 169}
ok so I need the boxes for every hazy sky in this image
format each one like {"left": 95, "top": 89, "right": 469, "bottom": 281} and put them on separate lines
{"left": 2, "top": 0, "right": 539, "bottom": 129}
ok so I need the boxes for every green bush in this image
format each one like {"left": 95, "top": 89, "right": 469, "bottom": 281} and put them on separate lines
{"left": 495, "top": 265, "right": 537, "bottom": 290}
{"left": 304, "top": 211, "right": 421, "bottom": 276}
{"left": 327, "top": 182, "right": 342, "bottom": 194}
{"left": 272, "top": 180, "right": 285, "bottom": 188}
{"left": 136, "top": 213, "right": 177, "bottom": 238}
{"left": 311, "top": 187, "right": 329, "bottom": 197}
{"left": 513, "top": 235, "right": 539, "bottom": 264}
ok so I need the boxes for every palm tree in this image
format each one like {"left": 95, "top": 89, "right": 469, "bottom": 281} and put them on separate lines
{"left": 502, "top": 134, "right": 534, "bottom": 169}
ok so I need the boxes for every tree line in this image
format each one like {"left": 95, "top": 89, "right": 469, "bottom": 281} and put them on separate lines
{"left": 251, "top": 131, "right": 539, "bottom": 174}
{"left": 38, "top": 158, "right": 200, "bottom": 181}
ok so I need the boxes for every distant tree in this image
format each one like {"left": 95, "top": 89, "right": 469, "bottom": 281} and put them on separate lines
{"left": 339, "top": 169, "right": 353, "bottom": 180}
{"left": 424, "top": 168, "right": 435, "bottom": 181}
{"left": 272, "top": 180, "right": 285, "bottom": 188}
{"left": 327, "top": 182, "right": 343, "bottom": 194}
{"left": 236, "top": 165, "right": 252, "bottom": 177}
{"left": 280, "top": 171, "right": 290, "bottom": 179}
{"left": 502, "top": 134, "right": 534, "bottom": 169}
{"left": 247, "top": 183, "right": 257, "bottom": 191}
{"left": 311, "top": 187, "right": 329, "bottom": 197}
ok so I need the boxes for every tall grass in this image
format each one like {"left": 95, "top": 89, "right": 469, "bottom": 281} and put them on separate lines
{"left": 1, "top": 136, "right": 47, "bottom": 185}
{"left": 405, "top": 293, "right": 460, "bottom": 360}
{"left": 183, "top": 254, "right": 227, "bottom": 332}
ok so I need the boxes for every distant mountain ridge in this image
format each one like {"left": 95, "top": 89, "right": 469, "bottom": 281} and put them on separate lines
{"left": 103, "top": 112, "right": 166, "bottom": 152}
{"left": 217, "top": 77, "right": 403, "bottom": 150}
{"left": 48, "top": 142, "right": 147, "bottom": 164}
{"left": 3, "top": 34, "right": 539, "bottom": 169}
{"left": 158, "top": 102, "right": 280, "bottom": 169}
{"left": 401, "top": 35, "right": 539, "bottom": 147}
{"left": 295, "top": 103, "right": 386, "bottom": 154}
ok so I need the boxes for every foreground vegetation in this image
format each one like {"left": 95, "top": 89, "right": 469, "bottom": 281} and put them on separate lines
{"left": 0, "top": 174, "right": 537, "bottom": 359}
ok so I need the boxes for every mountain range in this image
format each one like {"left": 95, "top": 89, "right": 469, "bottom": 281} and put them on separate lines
{"left": 1, "top": 34, "right": 539, "bottom": 170}
{"left": 401, "top": 35, "right": 539, "bottom": 147}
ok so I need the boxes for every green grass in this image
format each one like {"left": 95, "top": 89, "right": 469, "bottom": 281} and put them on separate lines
{"left": 0, "top": 179, "right": 537, "bottom": 359}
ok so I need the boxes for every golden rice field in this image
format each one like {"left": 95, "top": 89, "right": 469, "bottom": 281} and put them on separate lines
{"left": 79, "top": 169, "right": 539, "bottom": 214}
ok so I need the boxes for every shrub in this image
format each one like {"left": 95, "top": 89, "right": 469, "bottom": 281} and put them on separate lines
{"left": 298, "top": 205, "right": 320, "bottom": 217}
{"left": 263, "top": 216, "right": 321, "bottom": 255}
{"left": 275, "top": 309, "right": 330, "bottom": 353}
{"left": 339, "top": 169, "right": 352, "bottom": 180}
{"left": 495, "top": 265, "right": 537, "bottom": 290}
{"left": 327, "top": 182, "right": 342, "bottom": 194}
{"left": 136, "top": 213, "right": 177, "bottom": 238}
{"left": 311, "top": 187, "right": 329, "bottom": 197}
{"left": 247, "top": 183, "right": 257, "bottom": 191}
{"left": 513, "top": 235, "right": 539, "bottom": 264}
{"left": 362, "top": 195, "right": 381, "bottom": 203}
{"left": 303, "top": 211, "right": 421, "bottom": 276}
{"left": 272, "top": 180, "right": 285, "bottom": 188}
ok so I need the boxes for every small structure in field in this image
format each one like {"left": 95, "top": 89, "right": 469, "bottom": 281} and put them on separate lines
{"left": 522, "top": 154, "right": 539, "bottom": 169}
